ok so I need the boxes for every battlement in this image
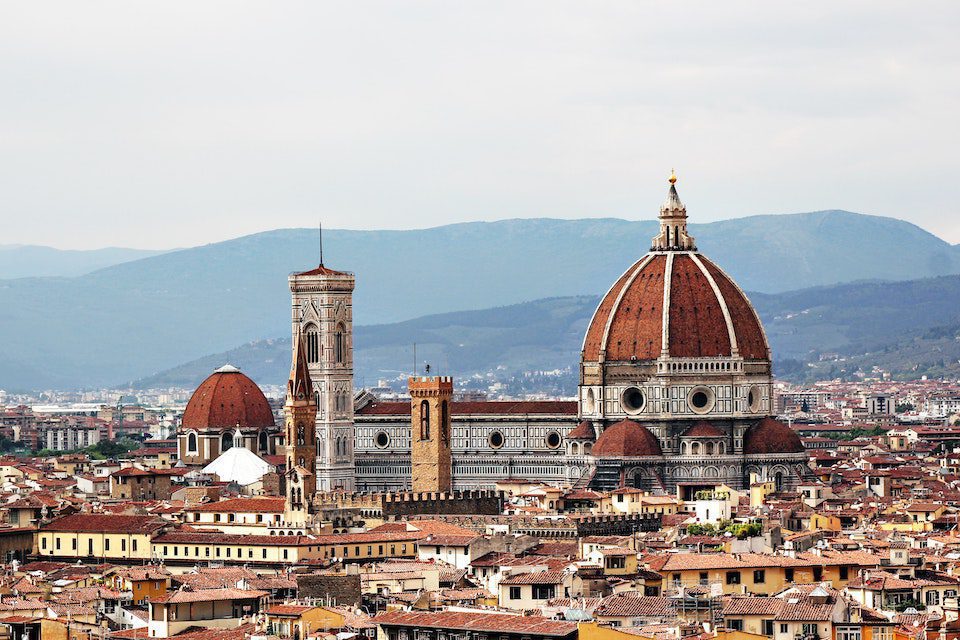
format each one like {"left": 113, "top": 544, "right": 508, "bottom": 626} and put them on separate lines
{"left": 408, "top": 376, "right": 454, "bottom": 395}
{"left": 382, "top": 489, "right": 502, "bottom": 518}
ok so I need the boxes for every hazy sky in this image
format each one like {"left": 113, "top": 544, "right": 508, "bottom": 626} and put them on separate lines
{"left": 2, "top": 2, "right": 958, "bottom": 249}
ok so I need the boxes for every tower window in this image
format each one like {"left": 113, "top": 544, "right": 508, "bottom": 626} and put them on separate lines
{"left": 187, "top": 432, "right": 198, "bottom": 454}
{"left": 440, "top": 400, "right": 449, "bottom": 444}
{"left": 305, "top": 325, "right": 320, "bottom": 364}
{"left": 420, "top": 400, "right": 431, "bottom": 440}
{"left": 334, "top": 324, "right": 345, "bottom": 364}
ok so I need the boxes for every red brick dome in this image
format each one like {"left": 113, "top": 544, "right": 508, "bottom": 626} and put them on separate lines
{"left": 592, "top": 419, "right": 663, "bottom": 457}
{"left": 582, "top": 252, "right": 768, "bottom": 362}
{"left": 743, "top": 417, "right": 804, "bottom": 455}
{"left": 181, "top": 365, "right": 275, "bottom": 431}
{"left": 568, "top": 420, "right": 596, "bottom": 441}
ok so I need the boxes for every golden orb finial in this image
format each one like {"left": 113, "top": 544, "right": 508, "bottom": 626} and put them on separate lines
{"left": 668, "top": 169, "right": 677, "bottom": 185}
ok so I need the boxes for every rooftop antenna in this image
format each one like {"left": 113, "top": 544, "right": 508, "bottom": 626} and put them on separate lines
{"left": 319, "top": 220, "right": 324, "bottom": 266}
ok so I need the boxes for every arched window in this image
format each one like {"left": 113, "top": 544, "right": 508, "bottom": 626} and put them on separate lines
{"left": 706, "top": 442, "right": 715, "bottom": 455}
{"left": 691, "top": 442, "right": 700, "bottom": 455}
{"left": 258, "top": 431, "right": 268, "bottom": 452}
{"left": 718, "top": 442, "right": 725, "bottom": 455}
{"left": 297, "top": 423, "right": 305, "bottom": 446}
{"left": 420, "top": 400, "right": 431, "bottom": 440}
{"left": 680, "top": 442, "right": 687, "bottom": 455}
{"left": 305, "top": 324, "right": 320, "bottom": 363}
{"left": 440, "top": 400, "right": 449, "bottom": 444}
{"left": 221, "top": 431, "right": 233, "bottom": 452}
{"left": 187, "top": 432, "right": 198, "bottom": 454}
{"left": 334, "top": 324, "right": 345, "bottom": 364}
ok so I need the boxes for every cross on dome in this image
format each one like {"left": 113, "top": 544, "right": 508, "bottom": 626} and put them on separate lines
{"left": 651, "top": 170, "right": 696, "bottom": 251}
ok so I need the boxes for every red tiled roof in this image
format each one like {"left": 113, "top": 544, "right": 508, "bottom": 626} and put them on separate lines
{"left": 500, "top": 570, "right": 566, "bottom": 585}
{"left": 181, "top": 368, "right": 274, "bottom": 430}
{"left": 595, "top": 595, "right": 671, "bottom": 618}
{"left": 151, "top": 587, "right": 266, "bottom": 604}
{"left": 266, "top": 604, "right": 315, "bottom": 616}
{"left": 374, "top": 611, "right": 576, "bottom": 637}
{"left": 40, "top": 514, "right": 167, "bottom": 534}
{"left": 294, "top": 264, "right": 350, "bottom": 277}
{"left": 357, "top": 401, "right": 576, "bottom": 416}
{"left": 154, "top": 530, "right": 422, "bottom": 546}
{"left": 188, "top": 497, "right": 286, "bottom": 513}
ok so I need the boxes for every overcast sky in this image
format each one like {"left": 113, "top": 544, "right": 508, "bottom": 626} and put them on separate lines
{"left": 2, "top": 2, "right": 958, "bottom": 249}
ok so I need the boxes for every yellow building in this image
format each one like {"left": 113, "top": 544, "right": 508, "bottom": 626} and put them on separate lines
{"left": 36, "top": 514, "right": 168, "bottom": 561}
{"left": 653, "top": 550, "right": 880, "bottom": 595}
{"left": 266, "top": 604, "right": 343, "bottom": 638}
{"left": 107, "top": 565, "right": 171, "bottom": 605}
{"left": 151, "top": 530, "right": 422, "bottom": 565}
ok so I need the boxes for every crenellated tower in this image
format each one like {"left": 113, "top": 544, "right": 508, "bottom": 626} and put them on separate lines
{"left": 409, "top": 376, "right": 453, "bottom": 493}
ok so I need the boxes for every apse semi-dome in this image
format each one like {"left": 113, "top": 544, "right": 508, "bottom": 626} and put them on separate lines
{"left": 582, "top": 253, "right": 768, "bottom": 362}
{"left": 181, "top": 364, "right": 275, "bottom": 430}
{"left": 592, "top": 419, "right": 663, "bottom": 457}
{"left": 743, "top": 418, "right": 804, "bottom": 454}
{"left": 567, "top": 420, "right": 597, "bottom": 441}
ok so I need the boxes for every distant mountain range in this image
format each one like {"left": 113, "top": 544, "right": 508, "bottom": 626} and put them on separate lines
{"left": 0, "top": 245, "right": 169, "bottom": 279}
{"left": 136, "top": 273, "right": 960, "bottom": 392}
{"left": 2, "top": 209, "right": 960, "bottom": 390}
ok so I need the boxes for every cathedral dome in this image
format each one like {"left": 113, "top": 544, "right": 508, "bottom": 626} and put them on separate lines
{"left": 743, "top": 417, "right": 804, "bottom": 455}
{"left": 182, "top": 365, "right": 275, "bottom": 431}
{"left": 592, "top": 419, "right": 663, "bottom": 457}
{"left": 581, "top": 175, "right": 768, "bottom": 364}
{"left": 582, "top": 252, "right": 768, "bottom": 362}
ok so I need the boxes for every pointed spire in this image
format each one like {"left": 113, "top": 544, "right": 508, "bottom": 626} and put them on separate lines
{"left": 651, "top": 170, "right": 696, "bottom": 251}
{"left": 288, "top": 331, "right": 314, "bottom": 403}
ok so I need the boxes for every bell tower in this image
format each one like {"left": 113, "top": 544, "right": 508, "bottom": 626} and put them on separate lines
{"left": 289, "top": 260, "right": 357, "bottom": 491}
{"left": 409, "top": 376, "right": 453, "bottom": 493}
{"left": 284, "top": 333, "right": 316, "bottom": 521}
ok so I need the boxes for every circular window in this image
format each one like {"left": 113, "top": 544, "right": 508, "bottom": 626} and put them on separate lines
{"left": 747, "top": 386, "right": 762, "bottom": 413}
{"left": 688, "top": 387, "right": 715, "bottom": 414}
{"left": 374, "top": 431, "right": 390, "bottom": 449}
{"left": 545, "top": 431, "right": 561, "bottom": 449}
{"left": 489, "top": 431, "right": 505, "bottom": 449}
{"left": 620, "top": 387, "right": 646, "bottom": 414}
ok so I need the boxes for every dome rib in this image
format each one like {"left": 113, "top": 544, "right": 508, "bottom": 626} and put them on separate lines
{"left": 699, "top": 257, "right": 769, "bottom": 360}
{"left": 581, "top": 253, "right": 770, "bottom": 362}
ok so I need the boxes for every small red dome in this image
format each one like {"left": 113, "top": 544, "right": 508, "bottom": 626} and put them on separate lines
{"left": 743, "top": 418, "right": 804, "bottom": 455}
{"left": 182, "top": 365, "right": 275, "bottom": 431}
{"left": 582, "top": 253, "right": 768, "bottom": 362}
{"left": 568, "top": 420, "right": 596, "bottom": 441}
{"left": 592, "top": 419, "right": 663, "bottom": 457}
